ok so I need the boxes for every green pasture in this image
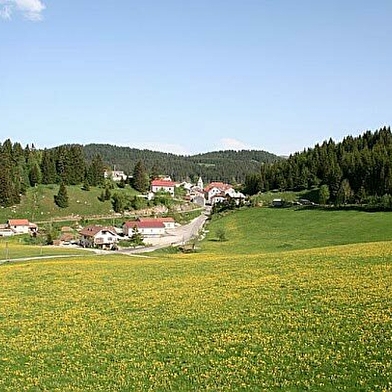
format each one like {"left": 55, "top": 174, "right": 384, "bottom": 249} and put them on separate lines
{"left": 203, "top": 207, "right": 392, "bottom": 254}
{"left": 0, "top": 238, "right": 90, "bottom": 262}
{"left": 0, "top": 184, "right": 139, "bottom": 224}
{"left": 1, "top": 207, "right": 392, "bottom": 390}
{"left": 1, "top": 242, "right": 391, "bottom": 391}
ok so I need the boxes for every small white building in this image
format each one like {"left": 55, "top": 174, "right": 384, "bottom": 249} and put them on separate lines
{"left": 123, "top": 220, "right": 166, "bottom": 238}
{"left": 137, "top": 217, "right": 176, "bottom": 229}
{"left": 104, "top": 170, "right": 127, "bottom": 182}
{"left": 151, "top": 179, "right": 176, "bottom": 197}
{"left": 79, "top": 225, "right": 118, "bottom": 249}
{"left": 7, "top": 219, "right": 37, "bottom": 235}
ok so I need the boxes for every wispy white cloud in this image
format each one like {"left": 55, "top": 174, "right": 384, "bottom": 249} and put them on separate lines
{"left": 218, "top": 138, "right": 252, "bottom": 151}
{"left": 0, "top": 4, "right": 11, "bottom": 19}
{"left": 0, "top": 0, "right": 45, "bottom": 21}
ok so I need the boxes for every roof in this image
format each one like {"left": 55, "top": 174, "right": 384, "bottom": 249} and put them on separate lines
{"left": 124, "top": 220, "right": 165, "bottom": 229}
{"left": 204, "top": 182, "right": 233, "bottom": 192}
{"left": 60, "top": 233, "right": 75, "bottom": 242}
{"left": 151, "top": 179, "right": 176, "bottom": 187}
{"left": 138, "top": 217, "right": 175, "bottom": 223}
{"left": 8, "top": 219, "right": 30, "bottom": 226}
{"left": 79, "top": 225, "right": 117, "bottom": 237}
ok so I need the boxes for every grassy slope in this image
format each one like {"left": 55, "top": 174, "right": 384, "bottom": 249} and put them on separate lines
{"left": 202, "top": 207, "right": 392, "bottom": 254}
{"left": 0, "top": 208, "right": 392, "bottom": 391}
{"left": 0, "top": 184, "right": 139, "bottom": 223}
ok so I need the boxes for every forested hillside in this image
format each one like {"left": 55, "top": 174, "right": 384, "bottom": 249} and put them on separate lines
{"left": 244, "top": 126, "right": 392, "bottom": 205}
{"left": 0, "top": 139, "right": 279, "bottom": 208}
{"left": 0, "top": 142, "right": 105, "bottom": 207}
{"left": 82, "top": 144, "right": 280, "bottom": 183}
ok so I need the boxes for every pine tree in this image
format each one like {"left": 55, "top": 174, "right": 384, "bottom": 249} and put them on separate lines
{"left": 111, "top": 193, "right": 124, "bottom": 213}
{"left": 68, "top": 145, "right": 86, "bottom": 185}
{"left": 54, "top": 183, "right": 69, "bottom": 208}
{"left": 29, "top": 163, "right": 41, "bottom": 186}
{"left": 318, "top": 184, "right": 330, "bottom": 205}
{"left": 132, "top": 161, "right": 149, "bottom": 193}
{"left": 0, "top": 167, "right": 15, "bottom": 207}
{"left": 41, "top": 149, "right": 57, "bottom": 184}
{"left": 87, "top": 154, "right": 105, "bottom": 186}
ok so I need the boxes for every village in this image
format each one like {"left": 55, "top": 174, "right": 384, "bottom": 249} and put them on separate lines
{"left": 0, "top": 176, "right": 245, "bottom": 251}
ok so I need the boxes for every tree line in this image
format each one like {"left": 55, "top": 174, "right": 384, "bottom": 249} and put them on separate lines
{"left": 82, "top": 144, "right": 280, "bottom": 184}
{"left": 0, "top": 141, "right": 105, "bottom": 207}
{"left": 244, "top": 126, "right": 392, "bottom": 206}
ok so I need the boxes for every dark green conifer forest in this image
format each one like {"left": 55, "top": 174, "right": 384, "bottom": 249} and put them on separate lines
{"left": 244, "top": 126, "right": 392, "bottom": 206}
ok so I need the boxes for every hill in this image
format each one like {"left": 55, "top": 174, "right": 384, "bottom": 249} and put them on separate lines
{"left": 0, "top": 184, "right": 138, "bottom": 225}
{"left": 202, "top": 206, "right": 392, "bottom": 254}
{"left": 244, "top": 126, "right": 392, "bottom": 206}
{"left": 82, "top": 144, "right": 281, "bottom": 183}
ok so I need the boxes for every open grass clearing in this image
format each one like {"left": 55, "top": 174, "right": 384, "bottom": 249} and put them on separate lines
{"left": 203, "top": 207, "right": 392, "bottom": 254}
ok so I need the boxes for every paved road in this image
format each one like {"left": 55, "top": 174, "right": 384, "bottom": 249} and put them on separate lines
{"left": 118, "top": 207, "right": 211, "bottom": 254}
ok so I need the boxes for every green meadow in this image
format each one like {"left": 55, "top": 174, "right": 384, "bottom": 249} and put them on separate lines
{"left": 203, "top": 207, "right": 392, "bottom": 254}
{"left": 0, "top": 184, "right": 139, "bottom": 224}
{"left": 0, "top": 207, "right": 391, "bottom": 391}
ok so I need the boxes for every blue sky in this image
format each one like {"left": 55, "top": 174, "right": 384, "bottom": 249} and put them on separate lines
{"left": 1, "top": 1, "right": 391, "bottom": 156}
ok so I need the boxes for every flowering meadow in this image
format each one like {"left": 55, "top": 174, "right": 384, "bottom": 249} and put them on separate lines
{"left": 1, "top": 239, "right": 391, "bottom": 391}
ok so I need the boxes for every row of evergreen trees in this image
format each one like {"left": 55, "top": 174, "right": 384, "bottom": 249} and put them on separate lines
{"left": 0, "top": 141, "right": 106, "bottom": 207}
{"left": 244, "top": 126, "right": 392, "bottom": 204}
{"left": 0, "top": 139, "right": 156, "bottom": 208}
{"left": 82, "top": 144, "right": 280, "bottom": 184}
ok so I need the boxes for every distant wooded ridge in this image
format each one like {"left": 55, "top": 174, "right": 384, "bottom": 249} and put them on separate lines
{"left": 244, "top": 126, "right": 392, "bottom": 207}
{"left": 81, "top": 145, "right": 281, "bottom": 183}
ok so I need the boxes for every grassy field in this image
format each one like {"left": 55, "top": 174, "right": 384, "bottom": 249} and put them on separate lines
{"left": 0, "top": 208, "right": 391, "bottom": 391}
{"left": 0, "top": 237, "right": 91, "bottom": 262}
{"left": 203, "top": 207, "right": 392, "bottom": 254}
{"left": 0, "top": 184, "right": 139, "bottom": 224}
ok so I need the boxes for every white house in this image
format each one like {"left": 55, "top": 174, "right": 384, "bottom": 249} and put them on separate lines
{"left": 204, "top": 182, "right": 234, "bottom": 204}
{"left": 137, "top": 217, "right": 176, "bottom": 229}
{"left": 204, "top": 182, "right": 245, "bottom": 205}
{"left": 79, "top": 225, "right": 118, "bottom": 249}
{"left": 104, "top": 170, "right": 127, "bottom": 182}
{"left": 225, "top": 188, "right": 246, "bottom": 204}
{"left": 123, "top": 220, "right": 166, "bottom": 238}
{"left": 151, "top": 179, "right": 176, "bottom": 197}
{"left": 7, "top": 219, "right": 37, "bottom": 235}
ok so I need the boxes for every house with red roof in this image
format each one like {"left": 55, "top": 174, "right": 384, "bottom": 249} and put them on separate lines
{"left": 204, "top": 182, "right": 246, "bottom": 205}
{"left": 204, "top": 182, "right": 233, "bottom": 204}
{"left": 137, "top": 217, "right": 176, "bottom": 229}
{"left": 151, "top": 179, "right": 176, "bottom": 197}
{"left": 123, "top": 219, "right": 166, "bottom": 237}
{"left": 7, "top": 219, "right": 37, "bottom": 235}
